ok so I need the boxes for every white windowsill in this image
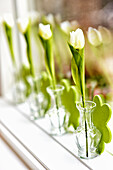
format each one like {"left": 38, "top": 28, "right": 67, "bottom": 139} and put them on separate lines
{"left": 0, "top": 97, "right": 113, "bottom": 170}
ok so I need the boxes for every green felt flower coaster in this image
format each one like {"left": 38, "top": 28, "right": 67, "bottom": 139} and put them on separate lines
{"left": 61, "top": 79, "right": 80, "bottom": 130}
{"left": 92, "top": 95, "right": 112, "bottom": 154}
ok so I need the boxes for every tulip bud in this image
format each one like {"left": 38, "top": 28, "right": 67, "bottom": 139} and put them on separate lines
{"left": 60, "top": 21, "right": 71, "bottom": 34}
{"left": 70, "top": 28, "right": 85, "bottom": 49}
{"left": 27, "top": 11, "right": 40, "bottom": 25}
{"left": 17, "top": 17, "right": 29, "bottom": 34}
{"left": 87, "top": 27, "right": 102, "bottom": 47}
{"left": 45, "top": 14, "right": 55, "bottom": 27}
{"left": 55, "top": 13, "right": 62, "bottom": 24}
{"left": 3, "top": 13, "right": 14, "bottom": 28}
{"left": 39, "top": 23, "right": 52, "bottom": 40}
{"left": 98, "top": 26, "right": 112, "bottom": 45}
{"left": 70, "top": 20, "right": 79, "bottom": 30}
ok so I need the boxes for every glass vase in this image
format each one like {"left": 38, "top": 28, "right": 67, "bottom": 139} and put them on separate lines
{"left": 27, "top": 76, "right": 48, "bottom": 120}
{"left": 12, "top": 71, "right": 27, "bottom": 104}
{"left": 46, "top": 85, "right": 69, "bottom": 136}
{"left": 75, "top": 101, "right": 101, "bottom": 159}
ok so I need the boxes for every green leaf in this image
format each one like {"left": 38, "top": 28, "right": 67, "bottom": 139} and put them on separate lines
{"left": 3, "top": 22, "right": 16, "bottom": 67}
{"left": 39, "top": 35, "right": 56, "bottom": 88}
{"left": 20, "top": 64, "right": 31, "bottom": 97}
{"left": 71, "top": 58, "right": 80, "bottom": 92}
{"left": 24, "top": 20, "right": 35, "bottom": 77}
{"left": 61, "top": 79, "right": 80, "bottom": 129}
{"left": 92, "top": 95, "right": 112, "bottom": 154}
{"left": 68, "top": 43, "right": 85, "bottom": 106}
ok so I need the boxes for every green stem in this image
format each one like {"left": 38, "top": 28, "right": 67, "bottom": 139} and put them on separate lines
{"left": 33, "top": 79, "right": 38, "bottom": 93}
{"left": 4, "top": 23, "right": 17, "bottom": 68}
{"left": 84, "top": 113, "right": 88, "bottom": 157}
{"left": 91, "top": 87, "right": 94, "bottom": 101}
{"left": 51, "top": 75, "right": 61, "bottom": 132}
{"left": 39, "top": 34, "right": 61, "bottom": 131}
{"left": 50, "top": 76, "right": 60, "bottom": 132}
{"left": 82, "top": 96, "right": 88, "bottom": 158}
{"left": 24, "top": 28, "right": 35, "bottom": 78}
{"left": 49, "top": 70, "right": 60, "bottom": 132}
{"left": 79, "top": 58, "right": 88, "bottom": 157}
{"left": 9, "top": 42, "right": 16, "bottom": 68}
{"left": 55, "top": 92, "right": 61, "bottom": 133}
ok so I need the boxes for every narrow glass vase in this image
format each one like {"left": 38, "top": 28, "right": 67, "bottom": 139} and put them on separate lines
{"left": 75, "top": 101, "right": 101, "bottom": 159}
{"left": 27, "top": 76, "right": 48, "bottom": 120}
{"left": 12, "top": 71, "right": 27, "bottom": 104}
{"left": 46, "top": 85, "right": 69, "bottom": 136}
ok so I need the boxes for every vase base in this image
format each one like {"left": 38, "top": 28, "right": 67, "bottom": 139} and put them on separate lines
{"left": 27, "top": 92, "right": 47, "bottom": 120}
{"left": 30, "top": 112, "right": 45, "bottom": 120}
{"left": 78, "top": 150, "right": 99, "bottom": 159}
{"left": 12, "top": 80, "right": 27, "bottom": 104}
{"left": 49, "top": 127, "right": 67, "bottom": 136}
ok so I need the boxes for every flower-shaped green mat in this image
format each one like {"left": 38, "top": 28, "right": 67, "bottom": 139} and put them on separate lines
{"left": 92, "top": 95, "right": 112, "bottom": 154}
{"left": 61, "top": 79, "right": 80, "bottom": 129}
{"left": 61, "top": 80, "right": 112, "bottom": 154}
{"left": 40, "top": 74, "right": 112, "bottom": 154}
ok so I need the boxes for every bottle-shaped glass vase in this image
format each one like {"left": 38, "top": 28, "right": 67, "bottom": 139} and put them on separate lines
{"left": 46, "top": 85, "right": 69, "bottom": 136}
{"left": 12, "top": 70, "right": 27, "bottom": 104}
{"left": 75, "top": 101, "right": 101, "bottom": 159}
{"left": 27, "top": 76, "right": 48, "bottom": 120}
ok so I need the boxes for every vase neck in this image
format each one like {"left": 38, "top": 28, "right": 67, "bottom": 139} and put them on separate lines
{"left": 27, "top": 76, "right": 41, "bottom": 93}
{"left": 77, "top": 101, "right": 96, "bottom": 129}
{"left": 80, "top": 109, "right": 92, "bottom": 128}
{"left": 47, "top": 85, "right": 64, "bottom": 109}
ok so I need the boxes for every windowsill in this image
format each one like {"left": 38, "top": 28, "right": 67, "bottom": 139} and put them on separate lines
{"left": 0, "top": 136, "right": 29, "bottom": 170}
{"left": 0, "top": 97, "right": 113, "bottom": 170}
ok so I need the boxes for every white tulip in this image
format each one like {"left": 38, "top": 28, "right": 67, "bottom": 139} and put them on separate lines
{"left": 45, "top": 14, "right": 55, "bottom": 27}
{"left": 55, "top": 13, "right": 62, "bottom": 24}
{"left": 60, "top": 21, "right": 71, "bottom": 34}
{"left": 17, "top": 17, "right": 29, "bottom": 34}
{"left": 98, "top": 26, "right": 112, "bottom": 44}
{"left": 27, "top": 11, "right": 40, "bottom": 25}
{"left": 70, "top": 28, "right": 85, "bottom": 49}
{"left": 3, "top": 13, "right": 14, "bottom": 28}
{"left": 39, "top": 23, "right": 52, "bottom": 40}
{"left": 70, "top": 20, "right": 79, "bottom": 30}
{"left": 87, "top": 27, "right": 102, "bottom": 46}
